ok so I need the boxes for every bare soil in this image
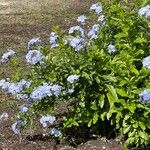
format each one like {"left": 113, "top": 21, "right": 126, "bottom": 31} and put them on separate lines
{"left": 0, "top": 94, "right": 123, "bottom": 150}
{"left": 0, "top": 0, "right": 97, "bottom": 54}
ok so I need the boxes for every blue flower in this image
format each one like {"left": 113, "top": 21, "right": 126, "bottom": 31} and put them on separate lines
{"left": 142, "top": 56, "right": 150, "bottom": 69}
{"left": 27, "top": 98, "right": 34, "bottom": 105}
{"left": 69, "top": 37, "right": 85, "bottom": 52}
{"left": 88, "top": 24, "right": 100, "bottom": 40}
{"left": 50, "top": 128, "right": 61, "bottom": 137}
{"left": 1, "top": 49, "right": 16, "bottom": 63}
{"left": 69, "top": 26, "right": 85, "bottom": 37}
{"left": 26, "top": 50, "right": 44, "bottom": 65}
{"left": 108, "top": 44, "right": 116, "bottom": 53}
{"left": 31, "top": 83, "right": 52, "bottom": 101}
{"left": 67, "top": 75, "right": 79, "bottom": 84}
{"left": 0, "top": 79, "right": 6, "bottom": 87}
{"left": 92, "top": 24, "right": 100, "bottom": 32}
{"left": 77, "top": 15, "right": 87, "bottom": 24}
{"left": 98, "top": 15, "right": 105, "bottom": 23}
{"left": 28, "top": 37, "right": 41, "bottom": 50}
{"left": 138, "top": 5, "right": 150, "bottom": 20}
{"left": 30, "top": 83, "right": 63, "bottom": 101}
{"left": 51, "top": 84, "right": 63, "bottom": 97}
{"left": 16, "top": 94, "right": 29, "bottom": 100}
{"left": 49, "top": 32, "right": 59, "bottom": 48}
{"left": 1, "top": 79, "right": 31, "bottom": 95}
{"left": 11, "top": 120, "right": 25, "bottom": 134}
{"left": 1, "top": 81, "right": 10, "bottom": 91}
{"left": 139, "top": 90, "right": 150, "bottom": 103}
{"left": 8, "top": 83, "right": 24, "bottom": 95}
{"left": 20, "top": 104, "right": 28, "bottom": 112}
{"left": 88, "top": 30, "right": 98, "bottom": 40}
{"left": 90, "top": 3, "right": 103, "bottom": 14}
{"left": 40, "top": 115, "right": 56, "bottom": 127}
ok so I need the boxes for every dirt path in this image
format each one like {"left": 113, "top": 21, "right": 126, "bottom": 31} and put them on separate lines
{"left": 0, "top": 0, "right": 97, "bottom": 54}
{"left": 0, "top": 0, "right": 70, "bottom": 14}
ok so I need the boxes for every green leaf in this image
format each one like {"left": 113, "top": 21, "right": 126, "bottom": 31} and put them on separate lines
{"left": 93, "top": 113, "right": 99, "bottom": 124}
{"left": 107, "top": 93, "right": 115, "bottom": 108}
{"left": 91, "top": 101, "right": 98, "bottom": 110}
{"left": 99, "top": 94, "right": 105, "bottom": 108}
{"left": 106, "top": 110, "right": 113, "bottom": 120}
{"left": 128, "top": 104, "right": 136, "bottom": 113}
{"left": 139, "top": 131, "right": 149, "bottom": 141}
{"left": 117, "top": 89, "right": 127, "bottom": 97}
{"left": 106, "top": 85, "right": 118, "bottom": 101}
{"left": 130, "top": 66, "right": 139, "bottom": 75}
{"left": 123, "top": 126, "right": 131, "bottom": 134}
{"left": 100, "top": 112, "right": 107, "bottom": 121}
{"left": 95, "top": 76, "right": 100, "bottom": 84}
{"left": 102, "top": 75, "right": 117, "bottom": 82}
{"left": 119, "top": 80, "right": 127, "bottom": 86}
{"left": 133, "top": 122, "right": 138, "bottom": 128}
{"left": 125, "top": 137, "right": 135, "bottom": 145}
{"left": 138, "top": 121, "right": 146, "bottom": 130}
{"left": 134, "top": 50, "right": 144, "bottom": 56}
{"left": 114, "top": 32, "right": 128, "bottom": 39}
{"left": 88, "top": 119, "right": 93, "bottom": 127}
{"left": 134, "top": 37, "right": 147, "bottom": 44}
{"left": 128, "top": 131, "right": 136, "bottom": 137}
{"left": 82, "top": 71, "right": 91, "bottom": 80}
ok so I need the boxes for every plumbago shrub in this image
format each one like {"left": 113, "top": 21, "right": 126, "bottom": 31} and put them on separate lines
{"left": 0, "top": 1, "right": 150, "bottom": 149}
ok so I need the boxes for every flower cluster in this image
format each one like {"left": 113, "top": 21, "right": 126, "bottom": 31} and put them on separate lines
{"left": 142, "top": 56, "right": 150, "bottom": 69}
{"left": 30, "top": 83, "right": 52, "bottom": 100}
{"left": 49, "top": 32, "right": 59, "bottom": 48}
{"left": 51, "top": 84, "right": 63, "bottom": 97}
{"left": 26, "top": 50, "right": 44, "bottom": 65}
{"left": 11, "top": 120, "right": 25, "bottom": 134}
{"left": 90, "top": 3, "right": 103, "bottom": 14}
{"left": 30, "top": 83, "right": 63, "bottom": 101}
{"left": 50, "top": 128, "right": 61, "bottom": 137}
{"left": 77, "top": 15, "right": 87, "bottom": 25}
{"left": 68, "top": 37, "right": 85, "bottom": 52}
{"left": 20, "top": 104, "right": 28, "bottom": 112}
{"left": 98, "top": 15, "right": 105, "bottom": 23}
{"left": 67, "top": 75, "right": 79, "bottom": 84}
{"left": 0, "top": 79, "right": 31, "bottom": 96}
{"left": 69, "top": 26, "right": 85, "bottom": 37}
{"left": 40, "top": 115, "right": 56, "bottom": 127}
{"left": 138, "top": 5, "right": 150, "bottom": 20}
{"left": 139, "top": 89, "right": 150, "bottom": 103}
{"left": 88, "top": 24, "right": 100, "bottom": 40}
{"left": 16, "top": 93, "right": 29, "bottom": 100}
{"left": 1, "top": 49, "right": 16, "bottom": 63}
{"left": 108, "top": 44, "right": 116, "bottom": 53}
{"left": 63, "top": 3, "right": 104, "bottom": 52}
{"left": 28, "top": 37, "right": 41, "bottom": 50}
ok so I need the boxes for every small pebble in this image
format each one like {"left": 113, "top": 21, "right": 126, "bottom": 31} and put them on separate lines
{"left": 102, "top": 146, "right": 106, "bottom": 149}
{"left": 0, "top": 112, "right": 8, "bottom": 121}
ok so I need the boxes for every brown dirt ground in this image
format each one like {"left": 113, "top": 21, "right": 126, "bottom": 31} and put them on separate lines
{"left": 0, "top": 95, "right": 123, "bottom": 150}
{"left": 0, "top": 0, "right": 97, "bottom": 54}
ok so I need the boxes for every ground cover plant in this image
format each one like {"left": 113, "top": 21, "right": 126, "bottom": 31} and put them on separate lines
{"left": 0, "top": 0, "right": 150, "bottom": 149}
